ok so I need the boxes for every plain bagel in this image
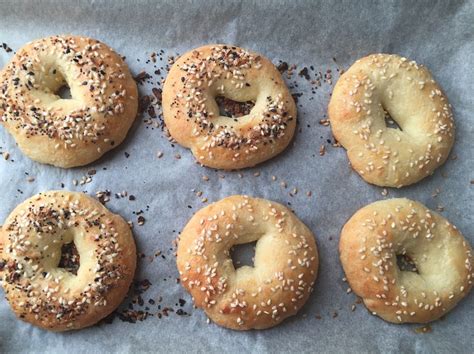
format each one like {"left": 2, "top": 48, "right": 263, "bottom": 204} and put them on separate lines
{"left": 0, "top": 35, "right": 138, "bottom": 168}
{"left": 0, "top": 190, "right": 136, "bottom": 331}
{"left": 328, "top": 54, "right": 455, "bottom": 188}
{"left": 163, "top": 45, "right": 297, "bottom": 169}
{"left": 339, "top": 198, "right": 472, "bottom": 324}
{"left": 177, "top": 195, "right": 318, "bottom": 330}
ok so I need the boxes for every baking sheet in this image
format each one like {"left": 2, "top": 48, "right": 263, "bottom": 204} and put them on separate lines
{"left": 0, "top": 0, "right": 473, "bottom": 352}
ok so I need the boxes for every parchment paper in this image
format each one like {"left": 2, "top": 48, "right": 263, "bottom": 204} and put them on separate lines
{"left": 0, "top": 0, "right": 473, "bottom": 353}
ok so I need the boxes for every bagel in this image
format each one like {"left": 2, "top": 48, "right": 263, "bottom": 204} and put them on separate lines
{"left": 339, "top": 198, "right": 472, "bottom": 323}
{"left": 328, "top": 54, "right": 455, "bottom": 187}
{"left": 163, "top": 45, "right": 296, "bottom": 169}
{"left": 0, "top": 191, "right": 136, "bottom": 331}
{"left": 0, "top": 35, "right": 138, "bottom": 168}
{"left": 176, "top": 195, "right": 318, "bottom": 330}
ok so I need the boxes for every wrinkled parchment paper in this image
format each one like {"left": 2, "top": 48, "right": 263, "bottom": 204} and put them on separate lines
{"left": 0, "top": 0, "right": 473, "bottom": 352}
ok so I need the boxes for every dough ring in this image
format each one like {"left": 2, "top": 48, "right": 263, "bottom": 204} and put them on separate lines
{"left": 339, "top": 198, "right": 472, "bottom": 323}
{"left": 0, "top": 191, "right": 136, "bottom": 331}
{"left": 163, "top": 45, "right": 297, "bottom": 169}
{"left": 177, "top": 195, "right": 318, "bottom": 330}
{"left": 0, "top": 35, "right": 138, "bottom": 168}
{"left": 328, "top": 54, "right": 455, "bottom": 187}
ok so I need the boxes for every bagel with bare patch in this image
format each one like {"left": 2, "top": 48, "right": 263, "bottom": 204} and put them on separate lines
{"left": 339, "top": 198, "right": 472, "bottom": 323}
{"left": 329, "top": 54, "right": 454, "bottom": 187}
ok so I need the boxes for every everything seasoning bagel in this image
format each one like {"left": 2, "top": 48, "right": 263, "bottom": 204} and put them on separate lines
{"left": 163, "top": 45, "right": 297, "bottom": 169}
{"left": 0, "top": 191, "right": 136, "bottom": 331}
{"left": 0, "top": 35, "right": 138, "bottom": 168}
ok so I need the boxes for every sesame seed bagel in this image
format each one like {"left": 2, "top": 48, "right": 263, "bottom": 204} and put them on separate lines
{"left": 0, "top": 191, "right": 136, "bottom": 331}
{"left": 328, "top": 54, "right": 455, "bottom": 188}
{"left": 339, "top": 198, "right": 472, "bottom": 324}
{"left": 177, "top": 195, "right": 318, "bottom": 330}
{"left": 0, "top": 35, "right": 138, "bottom": 168}
{"left": 163, "top": 45, "right": 296, "bottom": 169}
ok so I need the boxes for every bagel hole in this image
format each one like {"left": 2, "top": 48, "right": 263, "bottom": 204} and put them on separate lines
{"left": 384, "top": 111, "right": 403, "bottom": 131}
{"left": 215, "top": 96, "right": 255, "bottom": 119}
{"left": 57, "top": 84, "right": 72, "bottom": 100}
{"left": 230, "top": 241, "right": 257, "bottom": 269}
{"left": 396, "top": 254, "right": 418, "bottom": 273}
{"left": 58, "top": 241, "right": 80, "bottom": 275}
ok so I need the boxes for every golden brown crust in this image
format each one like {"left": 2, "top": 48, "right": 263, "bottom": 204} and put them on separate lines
{"left": 0, "top": 35, "right": 138, "bottom": 168}
{"left": 0, "top": 191, "right": 136, "bottom": 331}
{"left": 177, "top": 195, "right": 318, "bottom": 330}
{"left": 339, "top": 198, "right": 473, "bottom": 323}
{"left": 163, "top": 45, "right": 296, "bottom": 170}
{"left": 328, "top": 54, "right": 455, "bottom": 187}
